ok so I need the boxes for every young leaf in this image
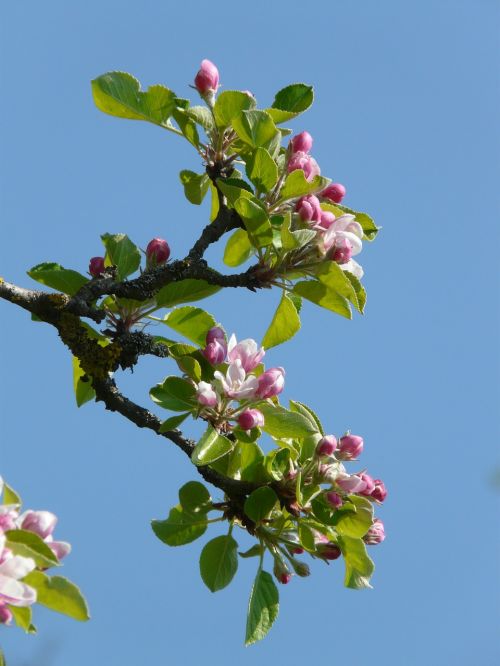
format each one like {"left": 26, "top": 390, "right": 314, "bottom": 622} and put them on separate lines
{"left": 172, "top": 108, "right": 200, "bottom": 147}
{"left": 73, "top": 357, "right": 95, "bottom": 407}
{"left": 5, "top": 529, "right": 60, "bottom": 569}
{"left": 223, "top": 229, "right": 254, "bottom": 267}
{"left": 178, "top": 481, "right": 211, "bottom": 513}
{"left": 335, "top": 203, "right": 379, "bottom": 241}
{"left": 279, "top": 170, "right": 330, "bottom": 201}
{"left": 333, "top": 495, "right": 374, "bottom": 538}
{"left": 23, "top": 571, "right": 90, "bottom": 621}
{"left": 152, "top": 506, "right": 208, "bottom": 546}
{"left": 158, "top": 412, "right": 190, "bottom": 433}
{"left": 156, "top": 279, "right": 221, "bottom": 308}
{"left": 234, "top": 197, "right": 273, "bottom": 248}
{"left": 239, "top": 544, "right": 264, "bottom": 559}
{"left": 199, "top": 535, "right": 239, "bottom": 592}
{"left": 27, "top": 263, "right": 88, "bottom": 296}
{"left": 262, "top": 293, "right": 301, "bottom": 349}
{"left": 91, "top": 72, "right": 176, "bottom": 126}
{"left": 179, "top": 170, "right": 210, "bottom": 205}
{"left": 293, "top": 280, "right": 352, "bottom": 319}
{"left": 232, "top": 110, "right": 279, "bottom": 149}
{"left": 338, "top": 535, "right": 375, "bottom": 589}
{"left": 268, "top": 83, "right": 314, "bottom": 123}
{"left": 9, "top": 606, "right": 36, "bottom": 633}
{"left": 101, "top": 233, "right": 141, "bottom": 280}
{"left": 214, "top": 90, "right": 255, "bottom": 128}
{"left": 161, "top": 306, "right": 217, "bottom": 346}
{"left": 191, "top": 426, "right": 234, "bottom": 466}
{"left": 245, "top": 570, "right": 279, "bottom": 646}
{"left": 259, "top": 404, "right": 317, "bottom": 438}
{"left": 289, "top": 400, "right": 323, "bottom": 435}
{"left": 280, "top": 214, "right": 316, "bottom": 251}
{"left": 150, "top": 376, "right": 196, "bottom": 412}
{"left": 216, "top": 178, "right": 253, "bottom": 207}
{"left": 2, "top": 482, "right": 21, "bottom": 505}
{"left": 245, "top": 147, "right": 278, "bottom": 193}
{"left": 244, "top": 487, "right": 278, "bottom": 523}
{"left": 316, "top": 261, "right": 361, "bottom": 313}
{"left": 185, "top": 105, "right": 215, "bottom": 131}
{"left": 343, "top": 271, "right": 367, "bottom": 313}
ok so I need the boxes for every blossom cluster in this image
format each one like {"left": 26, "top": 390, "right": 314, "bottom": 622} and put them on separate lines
{"left": 0, "top": 477, "right": 71, "bottom": 626}
{"left": 196, "top": 328, "right": 285, "bottom": 430}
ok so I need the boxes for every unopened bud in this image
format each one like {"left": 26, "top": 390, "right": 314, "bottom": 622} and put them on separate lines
{"left": 322, "top": 183, "right": 346, "bottom": 204}
{"left": 325, "top": 491, "right": 343, "bottom": 508}
{"left": 256, "top": 367, "right": 285, "bottom": 399}
{"left": 290, "top": 131, "right": 313, "bottom": 154}
{"left": 89, "top": 257, "right": 105, "bottom": 277}
{"left": 364, "top": 518, "right": 385, "bottom": 545}
{"left": 146, "top": 238, "right": 170, "bottom": 268}
{"left": 371, "top": 479, "right": 388, "bottom": 502}
{"left": 359, "top": 473, "right": 376, "bottom": 496}
{"left": 238, "top": 408, "right": 264, "bottom": 430}
{"left": 316, "top": 435, "right": 337, "bottom": 457}
{"left": 203, "top": 340, "right": 227, "bottom": 365}
{"left": 0, "top": 605, "right": 13, "bottom": 625}
{"left": 337, "top": 434, "right": 364, "bottom": 461}
{"left": 194, "top": 59, "right": 220, "bottom": 95}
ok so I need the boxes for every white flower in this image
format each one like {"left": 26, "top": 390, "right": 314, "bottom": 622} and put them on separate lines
{"left": 214, "top": 359, "right": 259, "bottom": 399}
{"left": 340, "top": 259, "right": 364, "bottom": 279}
{"left": 0, "top": 532, "right": 37, "bottom": 608}
{"left": 196, "top": 381, "right": 218, "bottom": 407}
{"left": 227, "top": 335, "right": 265, "bottom": 372}
{"left": 321, "top": 214, "right": 364, "bottom": 257}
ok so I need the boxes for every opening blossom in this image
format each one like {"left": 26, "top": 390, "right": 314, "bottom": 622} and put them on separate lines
{"left": 214, "top": 360, "right": 259, "bottom": 400}
{"left": 320, "top": 214, "right": 364, "bottom": 278}
{"left": 18, "top": 510, "right": 71, "bottom": 561}
{"left": 0, "top": 531, "right": 37, "bottom": 622}
{"left": 227, "top": 335, "right": 265, "bottom": 372}
{"left": 287, "top": 151, "right": 321, "bottom": 182}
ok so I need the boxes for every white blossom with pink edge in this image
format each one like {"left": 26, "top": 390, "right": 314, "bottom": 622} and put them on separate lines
{"left": 17, "top": 510, "right": 72, "bottom": 562}
{"left": 320, "top": 213, "right": 365, "bottom": 279}
{"left": 0, "top": 532, "right": 37, "bottom": 614}
{"left": 214, "top": 359, "right": 259, "bottom": 399}
{"left": 227, "top": 335, "right": 265, "bottom": 372}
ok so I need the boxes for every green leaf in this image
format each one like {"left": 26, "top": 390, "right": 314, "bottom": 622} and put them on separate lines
{"left": 232, "top": 110, "right": 279, "bottom": 149}
{"left": 178, "top": 481, "right": 211, "bottom": 513}
{"left": 152, "top": 506, "right": 207, "bottom": 546}
{"left": 150, "top": 376, "right": 196, "bottom": 412}
{"left": 279, "top": 170, "right": 330, "bottom": 201}
{"left": 213, "top": 90, "right": 255, "bottom": 128}
{"left": 216, "top": 177, "right": 253, "bottom": 207}
{"left": 335, "top": 204, "right": 379, "bottom": 241}
{"left": 199, "top": 535, "right": 239, "bottom": 592}
{"left": 259, "top": 403, "right": 317, "bottom": 438}
{"left": 298, "top": 522, "right": 316, "bottom": 551}
{"left": 268, "top": 83, "right": 314, "bottom": 123}
{"left": 262, "top": 293, "right": 301, "bottom": 349}
{"left": 245, "top": 147, "right": 278, "bottom": 193}
{"left": 101, "top": 233, "right": 141, "bottom": 280}
{"left": 9, "top": 606, "right": 36, "bottom": 634}
{"left": 156, "top": 279, "right": 221, "bottom": 308}
{"left": 172, "top": 108, "right": 200, "bottom": 147}
{"left": 343, "top": 270, "right": 367, "bottom": 313}
{"left": 338, "top": 535, "right": 375, "bottom": 589}
{"left": 5, "top": 530, "right": 59, "bottom": 569}
{"left": 191, "top": 426, "right": 234, "bottom": 466}
{"left": 161, "top": 305, "right": 216, "bottom": 346}
{"left": 280, "top": 213, "right": 316, "bottom": 251}
{"left": 316, "top": 261, "right": 361, "bottom": 313}
{"left": 293, "top": 280, "right": 352, "bottom": 319}
{"left": 72, "top": 357, "right": 95, "bottom": 407}
{"left": 333, "top": 495, "right": 374, "bottom": 538}
{"left": 175, "top": 355, "right": 202, "bottom": 381}
{"left": 185, "top": 105, "right": 215, "bottom": 131}
{"left": 2, "top": 482, "right": 21, "bottom": 505}
{"left": 91, "top": 72, "right": 176, "bottom": 127}
{"left": 234, "top": 197, "right": 273, "bottom": 248}
{"left": 23, "top": 571, "right": 90, "bottom": 621}
{"left": 158, "top": 412, "right": 190, "bottom": 433}
{"left": 27, "top": 263, "right": 88, "bottom": 296}
{"left": 289, "top": 400, "right": 323, "bottom": 435}
{"left": 209, "top": 182, "right": 220, "bottom": 222}
{"left": 179, "top": 170, "right": 210, "bottom": 205}
{"left": 244, "top": 487, "right": 278, "bottom": 523}
{"left": 226, "top": 441, "right": 266, "bottom": 483}
{"left": 245, "top": 570, "right": 279, "bottom": 646}
{"left": 239, "top": 544, "right": 264, "bottom": 559}
{"left": 223, "top": 229, "right": 254, "bottom": 267}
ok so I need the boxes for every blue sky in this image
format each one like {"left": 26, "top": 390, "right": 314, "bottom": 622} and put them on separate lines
{"left": 1, "top": 0, "right": 499, "bottom": 664}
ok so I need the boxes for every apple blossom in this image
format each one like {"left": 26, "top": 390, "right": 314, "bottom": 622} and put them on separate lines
{"left": 336, "top": 472, "right": 367, "bottom": 493}
{"left": 321, "top": 214, "right": 363, "bottom": 257}
{"left": 203, "top": 340, "right": 227, "bottom": 365}
{"left": 287, "top": 151, "right": 321, "bottom": 181}
{"left": 325, "top": 491, "right": 343, "bottom": 508}
{"left": 194, "top": 59, "right": 219, "bottom": 95}
{"left": 318, "top": 210, "right": 336, "bottom": 230}
{"left": 359, "top": 473, "right": 376, "bottom": 496}
{"left": 88, "top": 256, "right": 105, "bottom": 277}
{"left": 316, "top": 435, "right": 337, "bottom": 457}
{"left": 256, "top": 367, "right": 285, "bottom": 399}
{"left": 337, "top": 434, "right": 364, "bottom": 461}
{"left": 330, "top": 237, "right": 353, "bottom": 264}
{"left": 371, "top": 479, "right": 388, "bottom": 502}
{"left": 364, "top": 519, "right": 385, "bottom": 545}
{"left": 214, "top": 360, "right": 259, "bottom": 399}
{"left": 322, "top": 183, "right": 346, "bottom": 204}
{"left": 146, "top": 238, "right": 170, "bottom": 267}
{"left": 196, "top": 381, "right": 218, "bottom": 407}
{"left": 0, "top": 532, "right": 37, "bottom": 611}
{"left": 0, "top": 506, "right": 18, "bottom": 532}
{"left": 290, "top": 131, "right": 313, "bottom": 154}
{"left": 296, "top": 194, "right": 322, "bottom": 222}
{"left": 18, "top": 510, "right": 71, "bottom": 562}
{"left": 227, "top": 335, "right": 265, "bottom": 372}
{"left": 238, "top": 408, "right": 264, "bottom": 430}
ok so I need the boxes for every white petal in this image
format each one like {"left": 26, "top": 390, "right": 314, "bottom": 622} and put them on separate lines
{"left": 342, "top": 259, "right": 364, "bottom": 279}
{"left": 0, "top": 574, "right": 37, "bottom": 607}
{"left": 0, "top": 555, "right": 36, "bottom": 580}
{"left": 227, "top": 359, "right": 245, "bottom": 384}
{"left": 332, "top": 214, "right": 356, "bottom": 232}
{"left": 227, "top": 334, "right": 237, "bottom": 354}
{"left": 337, "top": 231, "right": 363, "bottom": 256}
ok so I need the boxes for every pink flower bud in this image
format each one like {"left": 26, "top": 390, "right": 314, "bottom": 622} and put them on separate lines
{"left": 238, "top": 408, "right": 264, "bottom": 430}
{"left": 89, "top": 256, "right": 105, "bottom": 277}
{"left": 196, "top": 381, "right": 218, "bottom": 407}
{"left": 48, "top": 540, "right": 72, "bottom": 560}
{"left": 318, "top": 210, "right": 336, "bottom": 230}
{"left": 316, "top": 435, "right": 337, "bottom": 457}
{"left": 322, "top": 183, "right": 346, "bottom": 204}
{"left": 206, "top": 326, "right": 226, "bottom": 345}
{"left": 20, "top": 510, "right": 57, "bottom": 539}
{"left": 325, "top": 491, "right": 343, "bottom": 508}
{"left": 256, "top": 367, "right": 285, "bottom": 399}
{"left": 273, "top": 558, "right": 292, "bottom": 584}
{"left": 290, "top": 131, "right": 313, "bottom": 154}
{"left": 359, "top": 473, "right": 376, "bottom": 496}
{"left": 146, "top": 238, "right": 170, "bottom": 267}
{"left": 194, "top": 59, "right": 220, "bottom": 95}
{"left": 371, "top": 479, "right": 388, "bottom": 502}
{"left": 287, "top": 151, "right": 321, "bottom": 182}
{"left": 364, "top": 518, "right": 385, "bottom": 545}
{"left": 279, "top": 572, "right": 292, "bottom": 584}
{"left": 296, "top": 195, "right": 322, "bottom": 222}
{"left": 203, "top": 340, "right": 227, "bottom": 365}
{"left": 291, "top": 546, "right": 304, "bottom": 555}
{"left": 329, "top": 237, "right": 353, "bottom": 264}
{"left": 0, "top": 604, "right": 13, "bottom": 625}
{"left": 317, "top": 542, "right": 341, "bottom": 560}
{"left": 337, "top": 434, "right": 364, "bottom": 461}
{"left": 0, "top": 509, "right": 18, "bottom": 532}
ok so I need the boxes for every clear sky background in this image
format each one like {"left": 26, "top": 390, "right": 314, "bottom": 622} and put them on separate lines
{"left": 1, "top": 1, "right": 499, "bottom": 664}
